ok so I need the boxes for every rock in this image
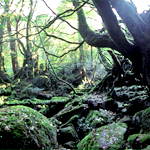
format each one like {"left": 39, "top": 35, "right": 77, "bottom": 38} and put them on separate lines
{"left": 77, "top": 123, "right": 127, "bottom": 149}
{"left": 132, "top": 110, "right": 143, "bottom": 127}
{"left": 58, "top": 125, "right": 79, "bottom": 146}
{"left": 112, "top": 85, "right": 148, "bottom": 102}
{"left": 101, "top": 99, "right": 118, "bottom": 112}
{"left": 143, "top": 145, "right": 150, "bottom": 150}
{"left": 0, "top": 71, "right": 11, "bottom": 83}
{"left": 0, "top": 105, "right": 58, "bottom": 149}
{"left": 76, "top": 110, "right": 109, "bottom": 139}
{"left": 141, "top": 107, "right": 150, "bottom": 131}
{"left": 22, "top": 86, "right": 52, "bottom": 100}
{"left": 63, "top": 141, "right": 77, "bottom": 149}
{"left": 32, "top": 75, "right": 51, "bottom": 89}
{"left": 127, "top": 134, "right": 150, "bottom": 149}
{"left": 54, "top": 104, "right": 89, "bottom": 124}
{"left": 133, "top": 107, "right": 150, "bottom": 132}
{"left": 85, "top": 110, "right": 108, "bottom": 128}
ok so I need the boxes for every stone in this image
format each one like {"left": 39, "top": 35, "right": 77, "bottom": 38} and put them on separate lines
{"left": 77, "top": 122, "right": 127, "bottom": 149}
{"left": 0, "top": 105, "right": 58, "bottom": 149}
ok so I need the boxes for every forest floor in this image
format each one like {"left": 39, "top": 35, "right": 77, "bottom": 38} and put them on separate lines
{"left": 0, "top": 74, "right": 150, "bottom": 149}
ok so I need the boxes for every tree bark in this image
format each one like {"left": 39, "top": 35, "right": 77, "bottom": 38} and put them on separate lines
{"left": 0, "top": 16, "right": 5, "bottom": 71}
{"left": 7, "top": 20, "right": 19, "bottom": 75}
{"left": 4, "top": 0, "right": 19, "bottom": 75}
{"left": 71, "top": 0, "right": 150, "bottom": 87}
{"left": 109, "top": 0, "right": 150, "bottom": 85}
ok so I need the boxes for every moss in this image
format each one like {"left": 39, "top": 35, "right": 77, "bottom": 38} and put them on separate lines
{"left": 143, "top": 145, "right": 150, "bottom": 150}
{"left": 85, "top": 110, "right": 107, "bottom": 128}
{"left": 60, "top": 115, "right": 79, "bottom": 128}
{"left": 19, "top": 94, "right": 27, "bottom": 100}
{"left": 143, "top": 107, "right": 150, "bottom": 116}
{"left": 22, "top": 84, "right": 33, "bottom": 93}
{"left": 127, "top": 134, "right": 139, "bottom": 145}
{"left": 11, "top": 90, "right": 17, "bottom": 95}
{"left": 9, "top": 94, "right": 15, "bottom": 99}
{"left": 56, "top": 104, "right": 87, "bottom": 123}
{"left": 77, "top": 130, "right": 98, "bottom": 150}
{"left": 78, "top": 123, "right": 127, "bottom": 149}
{"left": 142, "top": 107, "right": 150, "bottom": 131}
{"left": 32, "top": 75, "right": 51, "bottom": 89}
{"left": 50, "top": 97, "right": 70, "bottom": 103}
{"left": 0, "top": 105, "right": 58, "bottom": 149}
{"left": 5, "top": 86, "right": 11, "bottom": 94}
{"left": 139, "top": 134, "right": 150, "bottom": 143}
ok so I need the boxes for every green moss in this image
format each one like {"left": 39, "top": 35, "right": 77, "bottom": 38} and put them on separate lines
{"left": 19, "top": 94, "right": 27, "bottom": 99}
{"left": 141, "top": 107, "right": 150, "bottom": 131}
{"left": 50, "top": 97, "right": 69, "bottom": 103}
{"left": 5, "top": 86, "right": 11, "bottom": 94}
{"left": 78, "top": 123, "right": 127, "bottom": 149}
{"left": 9, "top": 94, "right": 15, "bottom": 99}
{"left": 11, "top": 90, "right": 17, "bottom": 95}
{"left": 22, "top": 84, "right": 33, "bottom": 93}
{"left": 127, "top": 134, "right": 139, "bottom": 145}
{"left": 143, "top": 107, "right": 150, "bottom": 116}
{"left": 0, "top": 105, "right": 58, "bottom": 149}
{"left": 143, "top": 145, "right": 150, "bottom": 150}
{"left": 85, "top": 110, "right": 107, "bottom": 128}
{"left": 139, "top": 134, "right": 150, "bottom": 143}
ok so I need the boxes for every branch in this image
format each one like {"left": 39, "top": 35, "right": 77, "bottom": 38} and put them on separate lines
{"left": 92, "top": 0, "right": 133, "bottom": 50}
{"left": 36, "top": 24, "right": 77, "bottom": 94}
{"left": 34, "top": 40, "right": 84, "bottom": 58}
{"left": 109, "top": 0, "right": 147, "bottom": 45}
{"left": 72, "top": 0, "right": 119, "bottom": 50}
{"left": 42, "top": 0, "right": 78, "bottom": 31}
{"left": 43, "top": 1, "right": 88, "bottom": 30}
{"left": 44, "top": 31, "right": 82, "bottom": 44}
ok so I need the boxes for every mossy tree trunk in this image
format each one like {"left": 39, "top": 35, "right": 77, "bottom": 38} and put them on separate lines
{"left": 0, "top": 15, "right": 6, "bottom": 72}
{"left": 72, "top": 0, "right": 150, "bottom": 87}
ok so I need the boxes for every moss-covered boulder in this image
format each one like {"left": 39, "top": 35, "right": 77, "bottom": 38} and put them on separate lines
{"left": 77, "top": 122, "right": 127, "bottom": 150}
{"left": 0, "top": 105, "right": 58, "bottom": 149}
{"left": 32, "top": 75, "right": 51, "bottom": 89}
{"left": 58, "top": 125, "right": 79, "bottom": 148}
{"left": 141, "top": 107, "right": 150, "bottom": 131}
{"left": 127, "top": 134, "right": 150, "bottom": 149}
{"left": 143, "top": 145, "right": 150, "bottom": 150}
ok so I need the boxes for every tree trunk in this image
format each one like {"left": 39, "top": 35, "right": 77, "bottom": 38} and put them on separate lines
{"left": 5, "top": 1, "right": 19, "bottom": 75}
{"left": 0, "top": 16, "right": 6, "bottom": 71}
{"left": 33, "top": 55, "right": 39, "bottom": 76}
{"left": 72, "top": 0, "right": 150, "bottom": 87}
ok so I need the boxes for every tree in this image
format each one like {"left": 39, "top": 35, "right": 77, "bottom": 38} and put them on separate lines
{"left": 5, "top": 0, "right": 19, "bottom": 75}
{"left": 72, "top": 0, "right": 150, "bottom": 87}
{"left": 0, "top": 15, "right": 6, "bottom": 71}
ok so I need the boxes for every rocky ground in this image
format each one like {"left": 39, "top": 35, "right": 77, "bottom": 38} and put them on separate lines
{"left": 0, "top": 75, "right": 150, "bottom": 149}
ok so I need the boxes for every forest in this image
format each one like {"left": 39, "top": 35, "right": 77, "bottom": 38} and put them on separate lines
{"left": 0, "top": 0, "right": 150, "bottom": 149}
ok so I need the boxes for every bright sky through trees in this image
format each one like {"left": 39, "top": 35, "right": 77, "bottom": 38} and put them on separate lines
{"left": 131, "top": 0, "right": 150, "bottom": 13}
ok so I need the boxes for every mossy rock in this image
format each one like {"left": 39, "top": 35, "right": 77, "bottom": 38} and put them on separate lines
{"left": 77, "top": 123, "right": 127, "bottom": 150}
{"left": 22, "top": 84, "right": 33, "bottom": 93}
{"left": 32, "top": 75, "right": 51, "bottom": 89}
{"left": 85, "top": 110, "right": 108, "bottom": 128}
{"left": 128, "top": 134, "right": 150, "bottom": 149}
{"left": 12, "top": 80, "right": 27, "bottom": 90}
{"left": 58, "top": 125, "right": 79, "bottom": 146}
{"left": 142, "top": 107, "right": 150, "bottom": 131}
{"left": 143, "top": 145, "right": 150, "bottom": 150}
{"left": 5, "top": 86, "right": 12, "bottom": 94}
{"left": 0, "top": 105, "right": 58, "bottom": 149}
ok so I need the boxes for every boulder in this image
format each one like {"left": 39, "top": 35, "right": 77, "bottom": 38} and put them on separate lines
{"left": 77, "top": 123, "right": 127, "bottom": 150}
{"left": 127, "top": 134, "right": 150, "bottom": 149}
{"left": 32, "top": 75, "right": 51, "bottom": 89}
{"left": 77, "top": 123, "right": 127, "bottom": 149}
{"left": 0, "top": 105, "right": 58, "bottom": 149}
